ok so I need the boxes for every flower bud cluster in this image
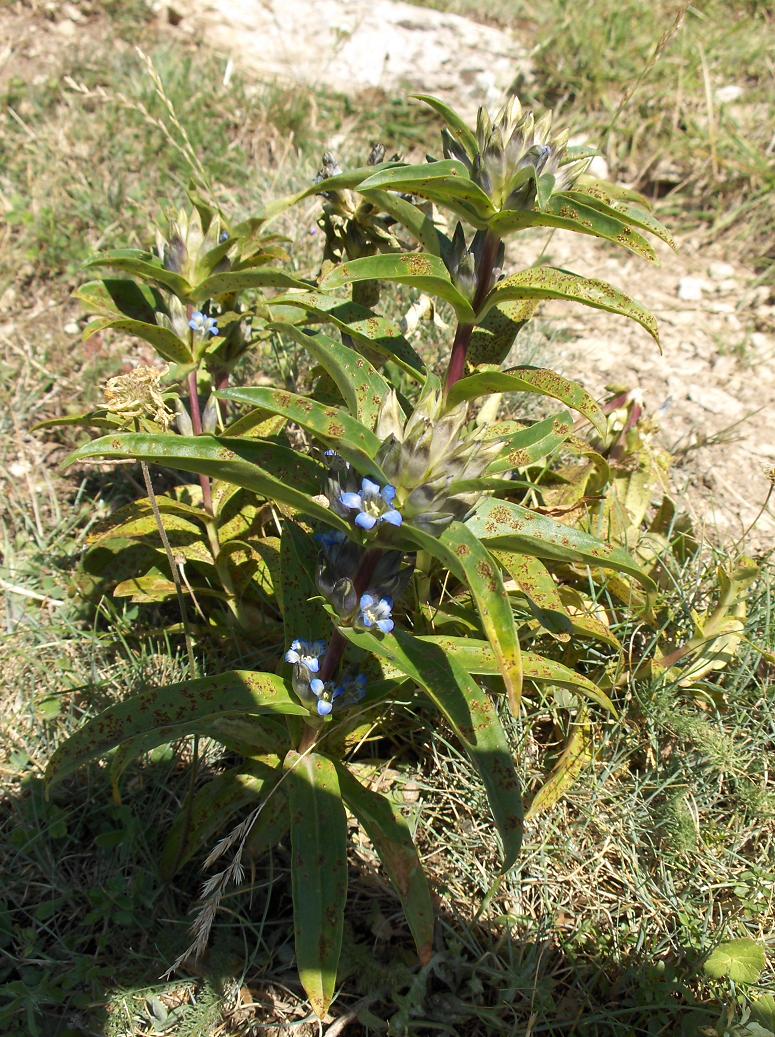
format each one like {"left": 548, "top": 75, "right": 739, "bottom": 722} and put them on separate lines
{"left": 442, "top": 96, "right": 590, "bottom": 211}
{"left": 156, "top": 205, "right": 231, "bottom": 285}
{"left": 374, "top": 387, "right": 503, "bottom": 534}
{"left": 284, "top": 637, "right": 367, "bottom": 717}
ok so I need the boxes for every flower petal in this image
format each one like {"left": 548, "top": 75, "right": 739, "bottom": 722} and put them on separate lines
{"left": 339, "top": 492, "right": 363, "bottom": 510}
{"left": 310, "top": 678, "right": 325, "bottom": 695}
{"left": 376, "top": 618, "right": 394, "bottom": 633}
{"left": 381, "top": 484, "right": 397, "bottom": 503}
{"left": 380, "top": 509, "right": 403, "bottom": 526}
{"left": 355, "top": 511, "right": 378, "bottom": 530}
{"left": 317, "top": 698, "right": 333, "bottom": 716}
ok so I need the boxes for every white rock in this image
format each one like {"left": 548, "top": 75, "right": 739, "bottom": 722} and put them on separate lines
{"left": 587, "top": 155, "right": 609, "bottom": 180}
{"left": 715, "top": 84, "right": 744, "bottom": 105}
{"left": 177, "top": 0, "right": 532, "bottom": 119}
{"left": 707, "top": 261, "right": 735, "bottom": 281}
{"left": 716, "top": 278, "right": 738, "bottom": 294}
{"left": 63, "top": 321, "right": 80, "bottom": 335}
{"left": 678, "top": 276, "right": 706, "bottom": 301}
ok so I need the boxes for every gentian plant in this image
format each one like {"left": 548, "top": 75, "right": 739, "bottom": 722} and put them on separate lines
{"left": 43, "top": 94, "right": 682, "bottom": 1016}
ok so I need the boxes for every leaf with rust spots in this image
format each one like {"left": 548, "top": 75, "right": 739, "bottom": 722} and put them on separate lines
{"left": 358, "top": 160, "right": 496, "bottom": 228}
{"left": 45, "top": 671, "right": 307, "bottom": 788}
{"left": 335, "top": 762, "right": 434, "bottom": 964}
{"left": 477, "top": 267, "right": 659, "bottom": 348}
{"left": 466, "top": 498, "right": 654, "bottom": 591}
{"left": 487, "top": 412, "right": 574, "bottom": 474}
{"left": 440, "top": 523, "right": 524, "bottom": 714}
{"left": 336, "top": 626, "right": 524, "bottom": 869}
{"left": 526, "top": 715, "right": 593, "bottom": 820}
{"left": 319, "top": 252, "right": 476, "bottom": 322}
{"left": 285, "top": 750, "right": 347, "bottom": 1018}
{"left": 217, "top": 385, "right": 386, "bottom": 478}
{"left": 447, "top": 368, "right": 606, "bottom": 437}
{"left": 66, "top": 432, "right": 346, "bottom": 532}
{"left": 268, "top": 293, "right": 425, "bottom": 381}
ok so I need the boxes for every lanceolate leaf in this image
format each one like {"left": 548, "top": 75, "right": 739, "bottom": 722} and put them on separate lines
{"left": 269, "top": 292, "right": 425, "bottom": 379}
{"left": 412, "top": 637, "right": 615, "bottom": 713}
{"left": 466, "top": 498, "right": 655, "bottom": 590}
{"left": 334, "top": 763, "right": 434, "bottom": 963}
{"left": 359, "top": 189, "right": 446, "bottom": 255}
{"left": 490, "top": 194, "right": 658, "bottom": 262}
{"left": 88, "top": 318, "right": 192, "bottom": 364}
{"left": 45, "top": 671, "right": 308, "bottom": 787}
{"left": 478, "top": 267, "right": 660, "bottom": 346}
{"left": 73, "top": 278, "right": 165, "bottom": 324}
{"left": 320, "top": 253, "right": 477, "bottom": 322}
{"left": 280, "top": 521, "right": 330, "bottom": 646}
{"left": 285, "top": 750, "right": 348, "bottom": 1018}
{"left": 440, "top": 522, "right": 523, "bottom": 713}
{"left": 268, "top": 324, "right": 390, "bottom": 429}
{"left": 85, "top": 249, "right": 190, "bottom": 296}
{"left": 491, "top": 549, "right": 573, "bottom": 638}
{"left": 525, "top": 716, "right": 593, "bottom": 820}
{"left": 66, "top": 433, "right": 347, "bottom": 532}
{"left": 337, "top": 628, "right": 524, "bottom": 869}
{"left": 195, "top": 268, "right": 312, "bottom": 299}
{"left": 160, "top": 756, "right": 284, "bottom": 878}
{"left": 446, "top": 368, "right": 606, "bottom": 436}
{"left": 488, "top": 413, "right": 575, "bottom": 474}
{"left": 413, "top": 94, "right": 478, "bottom": 158}
{"left": 468, "top": 298, "right": 539, "bottom": 368}
{"left": 358, "top": 161, "right": 495, "bottom": 227}
{"left": 217, "top": 386, "right": 383, "bottom": 469}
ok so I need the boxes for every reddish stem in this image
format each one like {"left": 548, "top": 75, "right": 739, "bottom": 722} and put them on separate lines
{"left": 444, "top": 229, "right": 502, "bottom": 395}
{"left": 187, "top": 368, "right": 213, "bottom": 515}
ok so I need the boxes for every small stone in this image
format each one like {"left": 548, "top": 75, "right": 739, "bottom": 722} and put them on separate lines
{"left": 678, "top": 276, "right": 706, "bottom": 301}
{"left": 716, "top": 278, "right": 738, "bottom": 295}
{"left": 715, "top": 84, "right": 744, "bottom": 104}
{"left": 63, "top": 321, "right": 80, "bottom": 335}
{"left": 708, "top": 260, "right": 735, "bottom": 281}
{"left": 750, "top": 332, "right": 770, "bottom": 351}
{"left": 0, "top": 286, "right": 17, "bottom": 308}
{"left": 587, "top": 155, "right": 609, "bottom": 180}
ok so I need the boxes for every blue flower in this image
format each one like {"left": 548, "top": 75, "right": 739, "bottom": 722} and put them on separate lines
{"left": 358, "top": 592, "right": 394, "bottom": 634}
{"left": 188, "top": 311, "right": 219, "bottom": 336}
{"left": 285, "top": 639, "right": 327, "bottom": 674}
{"left": 307, "top": 672, "right": 367, "bottom": 717}
{"left": 339, "top": 477, "right": 402, "bottom": 531}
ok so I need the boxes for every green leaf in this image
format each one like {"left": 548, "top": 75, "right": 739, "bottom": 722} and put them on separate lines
{"left": 570, "top": 182, "right": 677, "bottom": 250}
{"left": 478, "top": 267, "right": 660, "bottom": 346}
{"left": 337, "top": 628, "right": 523, "bottom": 870}
{"left": 751, "top": 995, "right": 775, "bottom": 1033}
{"left": 217, "top": 386, "right": 383, "bottom": 472}
{"left": 490, "top": 194, "right": 658, "bottom": 262}
{"left": 487, "top": 413, "right": 575, "bottom": 474}
{"left": 268, "top": 324, "right": 390, "bottom": 429}
{"left": 703, "top": 939, "right": 766, "bottom": 984}
{"left": 65, "top": 433, "right": 347, "bottom": 532}
{"left": 491, "top": 549, "right": 572, "bottom": 638}
{"left": 440, "top": 522, "right": 523, "bottom": 713}
{"left": 45, "top": 671, "right": 308, "bottom": 787}
{"left": 286, "top": 749, "right": 348, "bottom": 1018}
{"left": 414, "top": 636, "right": 615, "bottom": 713}
{"left": 466, "top": 498, "right": 655, "bottom": 590}
{"left": 90, "top": 317, "right": 192, "bottom": 364}
{"left": 280, "top": 521, "right": 330, "bottom": 646}
{"left": 320, "top": 252, "right": 476, "bottom": 322}
{"left": 160, "top": 756, "right": 284, "bottom": 878}
{"left": 359, "top": 160, "right": 495, "bottom": 227}
{"left": 195, "top": 267, "right": 312, "bottom": 299}
{"left": 334, "top": 763, "right": 434, "bottom": 964}
{"left": 525, "top": 716, "right": 593, "bottom": 819}
{"left": 269, "top": 292, "right": 425, "bottom": 380}
{"left": 361, "top": 189, "right": 446, "bottom": 255}
{"left": 413, "top": 94, "right": 478, "bottom": 158}
{"left": 446, "top": 367, "right": 606, "bottom": 436}
{"left": 85, "top": 249, "right": 190, "bottom": 297}
{"left": 468, "top": 298, "right": 539, "bottom": 368}
{"left": 73, "top": 278, "right": 165, "bottom": 323}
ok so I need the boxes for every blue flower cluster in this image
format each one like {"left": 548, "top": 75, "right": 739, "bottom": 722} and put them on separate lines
{"left": 284, "top": 637, "right": 367, "bottom": 717}
{"left": 188, "top": 311, "right": 219, "bottom": 336}
{"left": 339, "top": 478, "right": 402, "bottom": 531}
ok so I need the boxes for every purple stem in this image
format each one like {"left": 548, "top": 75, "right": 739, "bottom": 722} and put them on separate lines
{"left": 444, "top": 229, "right": 501, "bottom": 395}
{"left": 187, "top": 368, "right": 213, "bottom": 515}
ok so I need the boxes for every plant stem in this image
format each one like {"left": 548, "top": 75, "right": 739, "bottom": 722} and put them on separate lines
{"left": 187, "top": 368, "right": 213, "bottom": 516}
{"left": 444, "top": 229, "right": 501, "bottom": 395}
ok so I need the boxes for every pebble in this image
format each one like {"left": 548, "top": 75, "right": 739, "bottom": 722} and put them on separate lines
{"left": 63, "top": 321, "right": 80, "bottom": 335}
{"left": 717, "top": 278, "right": 738, "bottom": 295}
{"left": 678, "top": 276, "right": 706, "bottom": 301}
{"left": 708, "top": 261, "right": 735, "bottom": 280}
{"left": 715, "top": 84, "right": 744, "bottom": 104}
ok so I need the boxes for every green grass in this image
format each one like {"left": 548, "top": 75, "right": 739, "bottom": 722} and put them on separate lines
{"left": 1, "top": 3, "right": 774, "bottom": 1034}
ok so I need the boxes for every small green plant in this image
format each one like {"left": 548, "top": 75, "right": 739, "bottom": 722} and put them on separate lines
{"left": 42, "top": 92, "right": 686, "bottom": 1016}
